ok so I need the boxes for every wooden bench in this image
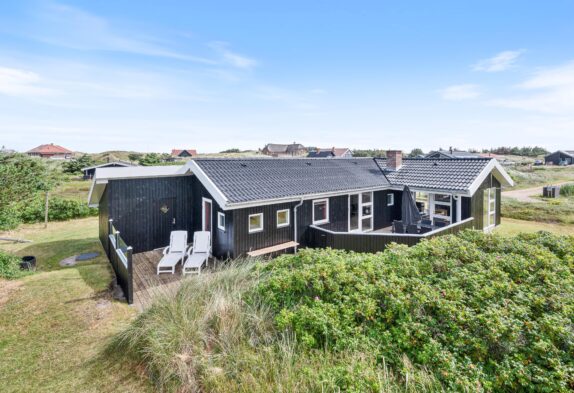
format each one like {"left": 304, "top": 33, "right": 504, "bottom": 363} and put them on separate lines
{"left": 247, "top": 241, "right": 299, "bottom": 257}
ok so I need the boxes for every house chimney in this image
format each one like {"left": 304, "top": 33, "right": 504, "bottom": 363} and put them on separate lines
{"left": 449, "top": 146, "right": 453, "bottom": 154}
{"left": 387, "top": 150, "right": 403, "bottom": 170}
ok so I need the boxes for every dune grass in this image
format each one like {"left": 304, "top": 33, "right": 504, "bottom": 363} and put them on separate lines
{"left": 496, "top": 218, "right": 574, "bottom": 236}
{"left": 502, "top": 196, "right": 574, "bottom": 225}
{"left": 110, "top": 262, "right": 441, "bottom": 393}
{"left": 0, "top": 217, "right": 149, "bottom": 393}
{"left": 506, "top": 165, "right": 574, "bottom": 190}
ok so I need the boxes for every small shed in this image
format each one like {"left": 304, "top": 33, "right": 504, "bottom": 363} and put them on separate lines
{"left": 82, "top": 161, "right": 136, "bottom": 180}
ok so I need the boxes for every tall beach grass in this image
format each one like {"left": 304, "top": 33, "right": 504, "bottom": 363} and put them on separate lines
{"left": 108, "top": 261, "right": 441, "bottom": 393}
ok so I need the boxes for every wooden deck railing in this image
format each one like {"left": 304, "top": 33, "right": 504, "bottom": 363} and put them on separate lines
{"left": 308, "top": 217, "right": 475, "bottom": 253}
{"left": 107, "top": 219, "right": 134, "bottom": 304}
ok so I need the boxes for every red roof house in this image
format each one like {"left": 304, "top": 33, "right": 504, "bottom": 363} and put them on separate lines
{"left": 26, "top": 143, "right": 73, "bottom": 159}
{"left": 171, "top": 149, "right": 197, "bottom": 158}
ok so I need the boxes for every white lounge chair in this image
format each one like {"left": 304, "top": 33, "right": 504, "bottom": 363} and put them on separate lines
{"left": 156, "top": 231, "right": 188, "bottom": 274}
{"left": 183, "top": 231, "right": 211, "bottom": 276}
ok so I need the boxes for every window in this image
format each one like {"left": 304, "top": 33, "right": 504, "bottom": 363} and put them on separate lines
{"left": 430, "top": 193, "right": 452, "bottom": 224}
{"left": 276, "top": 209, "right": 290, "bottom": 228}
{"left": 217, "top": 212, "right": 226, "bottom": 231}
{"left": 387, "top": 193, "right": 394, "bottom": 206}
{"left": 312, "top": 199, "right": 329, "bottom": 224}
{"left": 248, "top": 213, "right": 264, "bottom": 233}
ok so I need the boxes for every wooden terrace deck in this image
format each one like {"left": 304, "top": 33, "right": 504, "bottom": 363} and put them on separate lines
{"left": 132, "top": 250, "right": 185, "bottom": 311}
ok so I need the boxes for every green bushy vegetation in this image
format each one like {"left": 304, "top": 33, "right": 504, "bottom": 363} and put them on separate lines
{"left": 560, "top": 183, "right": 574, "bottom": 197}
{"left": 0, "top": 250, "right": 31, "bottom": 279}
{"left": 112, "top": 231, "right": 574, "bottom": 392}
{"left": 18, "top": 196, "right": 98, "bottom": 223}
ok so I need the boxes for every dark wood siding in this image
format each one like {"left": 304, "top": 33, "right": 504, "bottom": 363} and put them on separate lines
{"left": 307, "top": 218, "right": 476, "bottom": 253}
{"left": 191, "top": 177, "right": 233, "bottom": 259}
{"left": 98, "top": 186, "right": 110, "bottom": 254}
{"left": 469, "top": 174, "right": 501, "bottom": 230}
{"left": 108, "top": 176, "right": 194, "bottom": 253}
{"left": 373, "top": 190, "right": 401, "bottom": 229}
{"left": 233, "top": 202, "right": 296, "bottom": 257}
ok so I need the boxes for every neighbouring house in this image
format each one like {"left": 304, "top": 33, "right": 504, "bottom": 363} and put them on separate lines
{"left": 26, "top": 143, "right": 73, "bottom": 159}
{"left": 307, "top": 147, "right": 353, "bottom": 158}
{"left": 81, "top": 161, "right": 137, "bottom": 180}
{"left": 425, "top": 148, "right": 481, "bottom": 159}
{"left": 545, "top": 150, "right": 574, "bottom": 166}
{"left": 261, "top": 142, "right": 308, "bottom": 157}
{"left": 89, "top": 150, "right": 513, "bottom": 260}
{"left": 0, "top": 145, "right": 16, "bottom": 155}
{"left": 170, "top": 149, "right": 198, "bottom": 160}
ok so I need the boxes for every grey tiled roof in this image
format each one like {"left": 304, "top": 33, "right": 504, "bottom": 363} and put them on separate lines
{"left": 193, "top": 158, "right": 390, "bottom": 203}
{"left": 375, "top": 158, "right": 492, "bottom": 192}
{"left": 425, "top": 150, "right": 481, "bottom": 159}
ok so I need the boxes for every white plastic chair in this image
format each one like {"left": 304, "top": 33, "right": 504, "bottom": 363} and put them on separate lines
{"left": 156, "top": 231, "right": 188, "bottom": 274}
{"left": 183, "top": 231, "right": 211, "bottom": 275}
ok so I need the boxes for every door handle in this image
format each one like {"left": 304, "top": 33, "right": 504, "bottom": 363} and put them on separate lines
{"left": 172, "top": 218, "right": 176, "bottom": 225}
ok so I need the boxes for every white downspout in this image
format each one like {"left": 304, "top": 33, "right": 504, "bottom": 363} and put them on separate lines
{"left": 293, "top": 198, "right": 304, "bottom": 252}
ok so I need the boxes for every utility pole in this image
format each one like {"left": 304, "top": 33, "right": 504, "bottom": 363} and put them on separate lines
{"left": 44, "top": 191, "right": 49, "bottom": 229}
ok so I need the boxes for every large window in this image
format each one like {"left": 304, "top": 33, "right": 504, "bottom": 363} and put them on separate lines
{"left": 248, "top": 213, "right": 264, "bottom": 233}
{"left": 276, "top": 209, "right": 290, "bottom": 228}
{"left": 431, "top": 193, "right": 452, "bottom": 224}
{"left": 349, "top": 192, "right": 373, "bottom": 232}
{"left": 312, "top": 199, "right": 329, "bottom": 224}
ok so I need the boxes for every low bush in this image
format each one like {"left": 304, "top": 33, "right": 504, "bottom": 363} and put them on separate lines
{"left": 18, "top": 197, "right": 98, "bottom": 223}
{"left": 112, "top": 231, "right": 574, "bottom": 392}
{"left": 257, "top": 232, "right": 574, "bottom": 392}
{"left": 109, "top": 262, "right": 440, "bottom": 393}
{"left": 0, "top": 250, "right": 32, "bottom": 279}
{"left": 560, "top": 183, "right": 574, "bottom": 197}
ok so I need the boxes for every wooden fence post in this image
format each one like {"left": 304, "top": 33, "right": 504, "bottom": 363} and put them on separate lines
{"left": 107, "top": 219, "right": 113, "bottom": 257}
{"left": 126, "top": 246, "right": 133, "bottom": 304}
{"left": 44, "top": 191, "right": 49, "bottom": 229}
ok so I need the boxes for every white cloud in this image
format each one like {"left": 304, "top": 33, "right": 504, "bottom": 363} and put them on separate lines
{"left": 473, "top": 50, "right": 524, "bottom": 72}
{"left": 33, "top": 3, "right": 216, "bottom": 64}
{"left": 0, "top": 67, "right": 54, "bottom": 96}
{"left": 209, "top": 42, "right": 257, "bottom": 69}
{"left": 488, "top": 61, "right": 574, "bottom": 113}
{"left": 440, "top": 84, "right": 480, "bottom": 100}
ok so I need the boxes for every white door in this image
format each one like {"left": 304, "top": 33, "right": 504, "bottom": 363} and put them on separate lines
{"left": 348, "top": 192, "right": 373, "bottom": 232}
{"left": 202, "top": 198, "right": 213, "bottom": 233}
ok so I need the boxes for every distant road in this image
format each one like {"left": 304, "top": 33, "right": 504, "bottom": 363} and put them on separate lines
{"left": 503, "top": 181, "right": 571, "bottom": 202}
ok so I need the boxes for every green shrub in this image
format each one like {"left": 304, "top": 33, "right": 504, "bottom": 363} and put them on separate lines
{"left": 256, "top": 232, "right": 574, "bottom": 392}
{"left": 18, "top": 197, "right": 97, "bottom": 223}
{"left": 560, "top": 183, "right": 574, "bottom": 197}
{"left": 0, "top": 250, "right": 32, "bottom": 279}
{"left": 110, "top": 262, "right": 440, "bottom": 393}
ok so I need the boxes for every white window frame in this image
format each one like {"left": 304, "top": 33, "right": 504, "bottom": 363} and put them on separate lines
{"left": 485, "top": 187, "right": 497, "bottom": 230}
{"left": 430, "top": 193, "right": 452, "bottom": 224}
{"left": 387, "top": 193, "right": 395, "bottom": 207}
{"left": 217, "top": 212, "right": 226, "bottom": 231}
{"left": 248, "top": 213, "right": 264, "bottom": 233}
{"left": 276, "top": 209, "right": 290, "bottom": 228}
{"left": 312, "top": 198, "right": 330, "bottom": 225}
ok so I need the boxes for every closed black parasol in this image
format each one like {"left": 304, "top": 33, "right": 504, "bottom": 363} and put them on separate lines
{"left": 401, "top": 185, "right": 421, "bottom": 226}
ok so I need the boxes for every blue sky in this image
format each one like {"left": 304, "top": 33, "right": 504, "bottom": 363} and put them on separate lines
{"left": 0, "top": 0, "right": 573, "bottom": 153}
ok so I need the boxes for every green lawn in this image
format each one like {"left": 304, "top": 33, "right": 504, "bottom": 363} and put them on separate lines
{"left": 52, "top": 179, "right": 92, "bottom": 201}
{"left": 0, "top": 218, "right": 149, "bottom": 393}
